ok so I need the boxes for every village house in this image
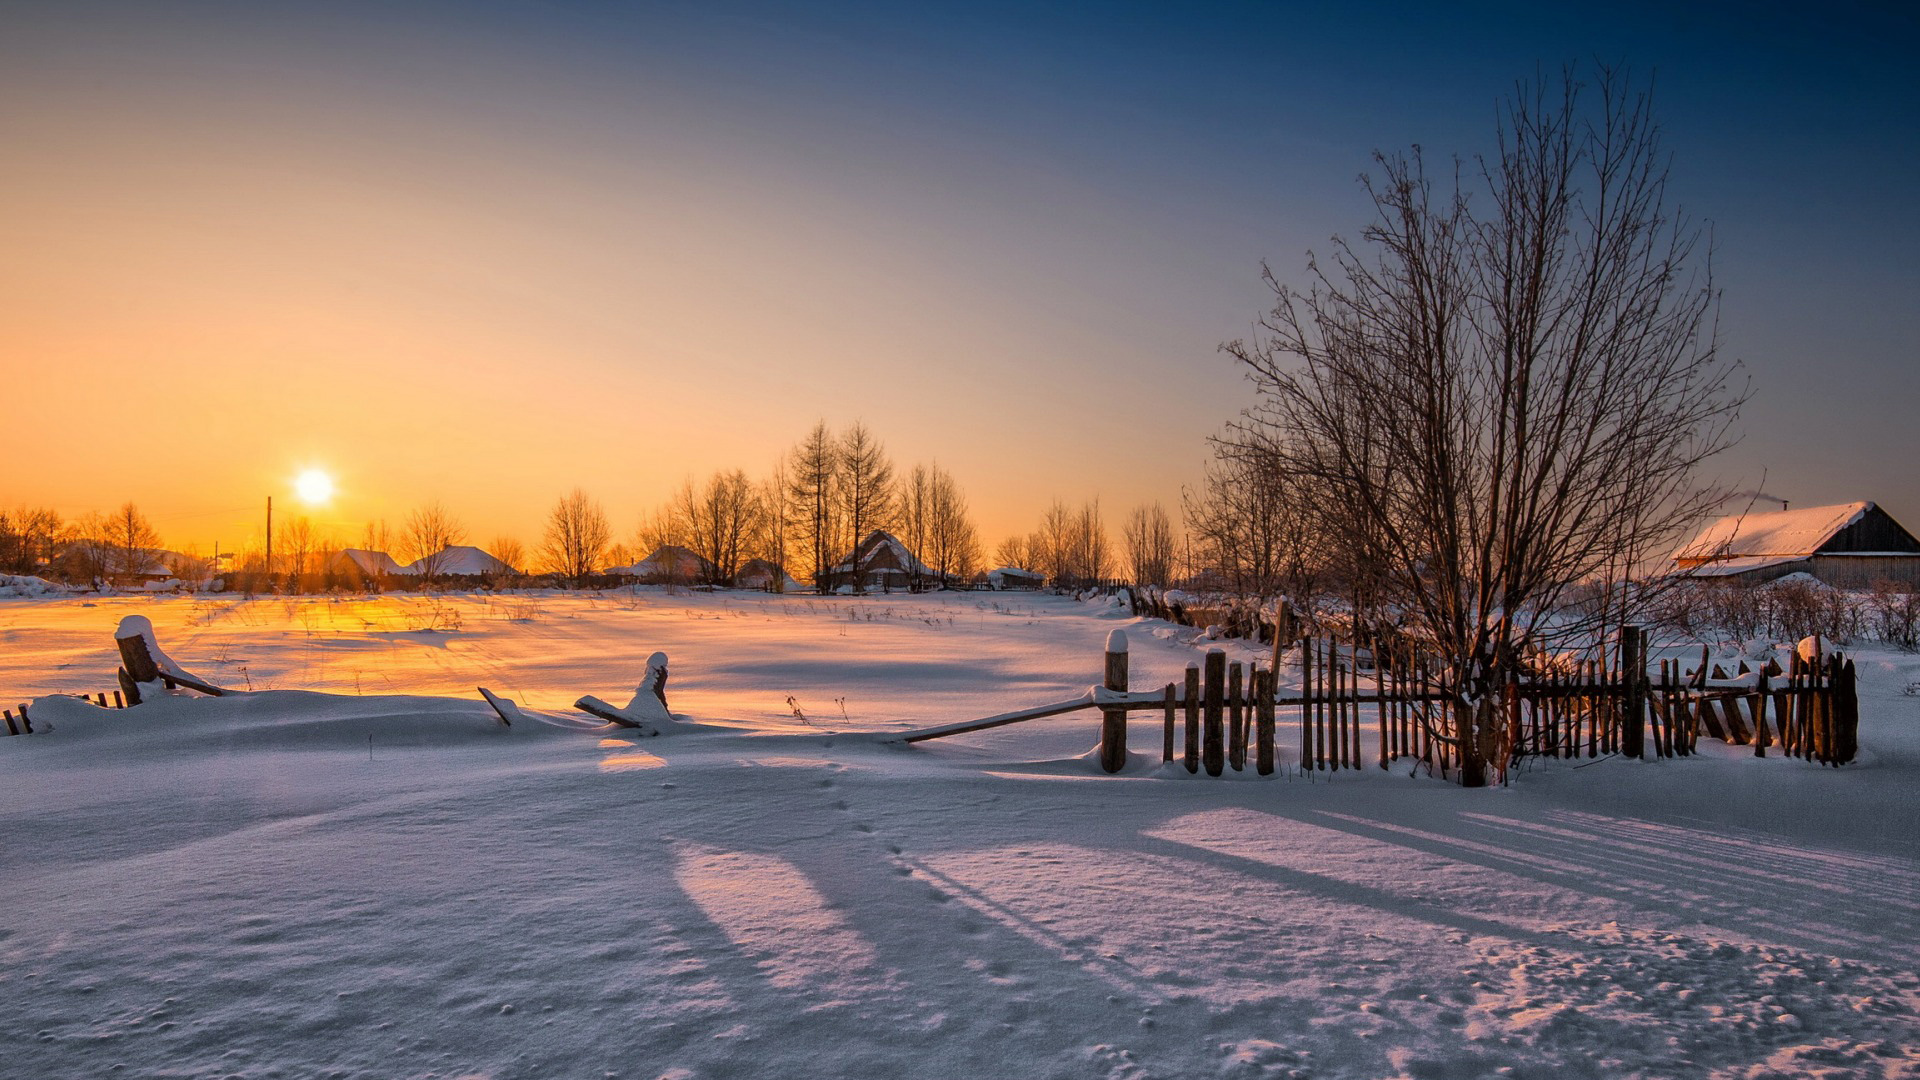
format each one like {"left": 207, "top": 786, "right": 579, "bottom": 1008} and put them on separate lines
{"left": 824, "top": 530, "right": 939, "bottom": 592}
{"left": 1673, "top": 500, "right": 1920, "bottom": 588}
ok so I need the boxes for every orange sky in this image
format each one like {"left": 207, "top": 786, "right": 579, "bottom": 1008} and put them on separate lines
{"left": 0, "top": 8, "right": 1261, "bottom": 556}
{"left": 7, "top": 4, "right": 1919, "bottom": 557}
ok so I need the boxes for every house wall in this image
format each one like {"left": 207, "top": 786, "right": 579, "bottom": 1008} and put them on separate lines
{"left": 1805, "top": 555, "right": 1920, "bottom": 589}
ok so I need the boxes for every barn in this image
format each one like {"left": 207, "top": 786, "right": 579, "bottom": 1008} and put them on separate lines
{"left": 1673, "top": 501, "right": 1920, "bottom": 588}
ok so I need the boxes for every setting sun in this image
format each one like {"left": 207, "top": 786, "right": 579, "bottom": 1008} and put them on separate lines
{"left": 295, "top": 468, "right": 334, "bottom": 505}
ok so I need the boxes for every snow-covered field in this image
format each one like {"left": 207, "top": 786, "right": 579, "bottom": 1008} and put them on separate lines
{"left": 3, "top": 590, "right": 1917, "bottom": 1079}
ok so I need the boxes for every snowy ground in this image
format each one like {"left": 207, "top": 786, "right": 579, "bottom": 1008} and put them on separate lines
{"left": 3, "top": 590, "right": 1917, "bottom": 1079}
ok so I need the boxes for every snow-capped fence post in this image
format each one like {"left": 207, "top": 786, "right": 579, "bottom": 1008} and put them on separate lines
{"left": 1182, "top": 663, "right": 1200, "bottom": 773}
{"left": 1202, "top": 648, "right": 1225, "bottom": 776}
{"left": 1619, "top": 626, "right": 1646, "bottom": 760}
{"left": 1098, "top": 630, "right": 1128, "bottom": 774}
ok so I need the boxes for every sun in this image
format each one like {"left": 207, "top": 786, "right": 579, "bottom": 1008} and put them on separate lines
{"left": 295, "top": 468, "right": 334, "bottom": 505}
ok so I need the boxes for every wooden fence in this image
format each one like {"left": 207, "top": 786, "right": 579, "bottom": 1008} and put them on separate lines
{"left": 897, "top": 628, "right": 1862, "bottom": 781}
{"left": 4, "top": 690, "right": 130, "bottom": 736}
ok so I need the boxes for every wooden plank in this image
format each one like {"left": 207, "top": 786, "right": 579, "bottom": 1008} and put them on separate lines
{"left": 896, "top": 695, "right": 1097, "bottom": 743}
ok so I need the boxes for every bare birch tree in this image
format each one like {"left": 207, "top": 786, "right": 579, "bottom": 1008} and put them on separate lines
{"left": 1219, "top": 66, "right": 1743, "bottom": 784}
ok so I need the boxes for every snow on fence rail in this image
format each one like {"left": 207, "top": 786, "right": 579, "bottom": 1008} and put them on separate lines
{"left": 896, "top": 626, "right": 1862, "bottom": 782}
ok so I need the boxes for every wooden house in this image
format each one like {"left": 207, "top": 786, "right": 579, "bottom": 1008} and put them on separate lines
{"left": 1673, "top": 501, "right": 1920, "bottom": 587}
{"left": 825, "top": 530, "right": 938, "bottom": 592}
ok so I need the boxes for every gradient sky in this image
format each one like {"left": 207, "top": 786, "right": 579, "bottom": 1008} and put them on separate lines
{"left": 4, "top": 1, "right": 1917, "bottom": 556}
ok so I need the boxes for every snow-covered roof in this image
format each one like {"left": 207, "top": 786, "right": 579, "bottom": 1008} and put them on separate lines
{"left": 407, "top": 545, "right": 516, "bottom": 576}
{"left": 1675, "top": 502, "right": 1871, "bottom": 560}
{"left": 1680, "top": 555, "right": 1808, "bottom": 578}
{"left": 606, "top": 545, "right": 715, "bottom": 579}
{"left": 335, "top": 548, "right": 407, "bottom": 576}
{"left": 987, "top": 566, "right": 1044, "bottom": 585}
{"left": 831, "top": 531, "right": 935, "bottom": 578}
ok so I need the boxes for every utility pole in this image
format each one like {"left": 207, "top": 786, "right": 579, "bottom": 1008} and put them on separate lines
{"left": 265, "top": 495, "right": 273, "bottom": 588}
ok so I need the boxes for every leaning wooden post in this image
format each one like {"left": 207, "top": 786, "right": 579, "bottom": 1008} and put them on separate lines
{"left": 1620, "top": 626, "right": 1646, "bottom": 760}
{"left": 1183, "top": 663, "right": 1200, "bottom": 773}
{"left": 1099, "top": 629, "right": 1129, "bottom": 774}
{"left": 1202, "top": 647, "right": 1226, "bottom": 777}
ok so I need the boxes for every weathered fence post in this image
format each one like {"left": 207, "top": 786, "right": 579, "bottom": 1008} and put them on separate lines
{"left": 1162, "top": 683, "right": 1176, "bottom": 763}
{"left": 1202, "top": 648, "right": 1225, "bottom": 777}
{"left": 1183, "top": 663, "right": 1200, "bottom": 774}
{"left": 1099, "top": 630, "right": 1128, "bottom": 774}
{"left": 1228, "top": 660, "right": 1245, "bottom": 771}
{"left": 1255, "top": 667, "right": 1275, "bottom": 775}
{"left": 1620, "top": 626, "right": 1646, "bottom": 760}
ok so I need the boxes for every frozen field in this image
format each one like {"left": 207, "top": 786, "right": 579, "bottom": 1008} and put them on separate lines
{"left": 3, "top": 589, "right": 1917, "bottom": 1079}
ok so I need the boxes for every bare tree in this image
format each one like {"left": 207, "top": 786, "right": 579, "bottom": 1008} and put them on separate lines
{"left": 836, "top": 421, "right": 896, "bottom": 590}
{"left": 1, "top": 506, "right": 61, "bottom": 576}
{"left": 787, "top": 421, "right": 841, "bottom": 594}
{"left": 401, "top": 501, "right": 467, "bottom": 587}
{"left": 63, "top": 512, "right": 114, "bottom": 586}
{"left": 1219, "top": 66, "right": 1743, "bottom": 784}
{"left": 752, "top": 461, "right": 791, "bottom": 591}
{"left": 278, "top": 516, "right": 315, "bottom": 592}
{"left": 923, "top": 462, "right": 979, "bottom": 586}
{"left": 993, "top": 534, "right": 1034, "bottom": 572}
{"left": 541, "top": 489, "right": 611, "bottom": 587}
{"left": 107, "top": 502, "right": 162, "bottom": 585}
{"left": 489, "top": 536, "right": 526, "bottom": 586}
{"left": 1067, "top": 499, "right": 1110, "bottom": 585}
{"left": 634, "top": 503, "right": 686, "bottom": 558}
{"left": 900, "top": 464, "right": 934, "bottom": 588}
{"left": 1031, "top": 500, "right": 1074, "bottom": 584}
{"left": 361, "top": 519, "right": 396, "bottom": 556}
{"left": 1123, "top": 502, "right": 1177, "bottom": 588}
{"left": 680, "top": 470, "right": 761, "bottom": 585}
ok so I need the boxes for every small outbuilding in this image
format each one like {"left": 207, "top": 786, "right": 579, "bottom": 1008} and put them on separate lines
{"left": 986, "top": 566, "right": 1045, "bottom": 590}
{"left": 732, "top": 558, "right": 799, "bottom": 592}
{"left": 1673, "top": 501, "right": 1920, "bottom": 588}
